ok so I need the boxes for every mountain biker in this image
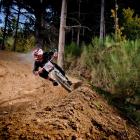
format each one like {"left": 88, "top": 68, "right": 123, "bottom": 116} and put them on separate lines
{"left": 32, "top": 47, "right": 72, "bottom": 86}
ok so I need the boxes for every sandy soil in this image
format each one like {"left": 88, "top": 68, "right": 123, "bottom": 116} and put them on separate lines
{"left": 0, "top": 50, "right": 140, "bottom": 140}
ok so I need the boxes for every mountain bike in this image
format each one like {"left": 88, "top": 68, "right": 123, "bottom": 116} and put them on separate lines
{"left": 43, "top": 60, "right": 72, "bottom": 92}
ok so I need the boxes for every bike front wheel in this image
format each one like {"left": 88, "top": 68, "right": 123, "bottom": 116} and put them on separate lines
{"left": 54, "top": 71, "right": 72, "bottom": 92}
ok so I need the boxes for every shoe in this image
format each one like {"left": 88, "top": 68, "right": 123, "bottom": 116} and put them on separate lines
{"left": 53, "top": 81, "right": 58, "bottom": 86}
{"left": 67, "top": 80, "right": 72, "bottom": 86}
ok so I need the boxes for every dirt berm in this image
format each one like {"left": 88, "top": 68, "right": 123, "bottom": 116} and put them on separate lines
{"left": 0, "top": 51, "right": 140, "bottom": 140}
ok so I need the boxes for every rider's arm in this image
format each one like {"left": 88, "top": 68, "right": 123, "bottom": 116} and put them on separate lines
{"left": 33, "top": 61, "right": 39, "bottom": 75}
{"left": 43, "top": 52, "right": 54, "bottom": 61}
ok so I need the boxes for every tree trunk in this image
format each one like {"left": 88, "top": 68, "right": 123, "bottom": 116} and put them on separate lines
{"left": 13, "top": 5, "right": 21, "bottom": 51}
{"left": 71, "top": 28, "right": 74, "bottom": 42}
{"left": 1, "top": 3, "right": 10, "bottom": 50}
{"left": 99, "top": 0, "right": 105, "bottom": 46}
{"left": 57, "top": 0, "right": 67, "bottom": 68}
{"left": 34, "top": 1, "right": 46, "bottom": 48}
{"left": 115, "top": 0, "right": 118, "bottom": 41}
{"left": 77, "top": 0, "right": 81, "bottom": 46}
{"left": 35, "top": 10, "right": 43, "bottom": 47}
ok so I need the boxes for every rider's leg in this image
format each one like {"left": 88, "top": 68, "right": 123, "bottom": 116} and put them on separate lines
{"left": 39, "top": 69, "right": 49, "bottom": 79}
{"left": 67, "top": 80, "right": 72, "bottom": 85}
{"left": 48, "top": 77, "right": 58, "bottom": 86}
{"left": 39, "top": 69, "right": 58, "bottom": 86}
{"left": 53, "top": 63, "right": 72, "bottom": 85}
{"left": 53, "top": 63, "right": 65, "bottom": 76}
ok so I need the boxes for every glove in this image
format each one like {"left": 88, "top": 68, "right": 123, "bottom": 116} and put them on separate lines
{"left": 38, "top": 68, "right": 44, "bottom": 74}
{"left": 53, "top": 52, "right": 58, "bottom": 58}
{"left": 33, "top": 71, "right": 39, "bottom": 76}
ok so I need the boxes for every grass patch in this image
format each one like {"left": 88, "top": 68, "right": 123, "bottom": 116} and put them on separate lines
{"left": 65, "top": 37, "right": 140, "bottom": 126}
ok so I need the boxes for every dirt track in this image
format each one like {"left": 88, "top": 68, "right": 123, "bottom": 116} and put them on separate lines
{"left": 0, "top": 51, "right": 140, "bottom": 140}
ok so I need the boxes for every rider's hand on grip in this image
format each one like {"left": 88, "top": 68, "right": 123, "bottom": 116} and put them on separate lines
{"left": 38, "top": 68, "right": 44, "bottom": 74}
{"left": 53, "top": 52, "right": 58, "bottom": 59}
{"left": 33, "top": 71, "right": 39, "bottom": 76}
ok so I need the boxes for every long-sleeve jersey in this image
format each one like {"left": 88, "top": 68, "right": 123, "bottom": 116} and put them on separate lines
{"left": 33, "top": 52, "right": 54, "bottom": 72}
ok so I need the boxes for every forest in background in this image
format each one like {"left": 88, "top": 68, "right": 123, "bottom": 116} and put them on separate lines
{"left": 0, "top": 0, "right": 140, "bottom": 126}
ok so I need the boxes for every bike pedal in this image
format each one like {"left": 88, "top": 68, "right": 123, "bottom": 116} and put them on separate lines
{"left": 67, "top": 80, "right": 72, "bottom": 86}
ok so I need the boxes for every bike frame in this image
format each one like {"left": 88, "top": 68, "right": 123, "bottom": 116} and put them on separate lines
{"left": 43, "top": 60, "right": 72, "bottom": 92}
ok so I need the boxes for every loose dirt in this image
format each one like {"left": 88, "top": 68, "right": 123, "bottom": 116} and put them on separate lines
{"left": 0, "top": 51, "right": 140, "bottom": 140}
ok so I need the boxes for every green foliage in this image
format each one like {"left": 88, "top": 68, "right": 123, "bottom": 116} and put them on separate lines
{"left": 122, "top": 8, "right": 140, "bottom": 39}
{"left": 65, "top": 42, "right": 81, "bottom": 58}
{"left": 111, "top": 8, "right": 125, "bottom": 42}
{"left": 5, "top": 36, "right": 14, "bottom": 50}
{"left": 0, "top": 29, "right": 3, "bottom": 37}
{"left": 64, "top": 42, "right": 82, "bottom": 70}
{"left": 16, "top": 36, "right": 35, "bottom": 52}
{"left": 5, "top": 35, "right": 35, "bottom": 52}
{"left": 65, "top": 37, "right": 140, "bottom": 125}
{"left": 79, "top": 38, "right": 140, "bottom": 95}
{"left": 94, "top": 39, "right": 140, "bottom": 124}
